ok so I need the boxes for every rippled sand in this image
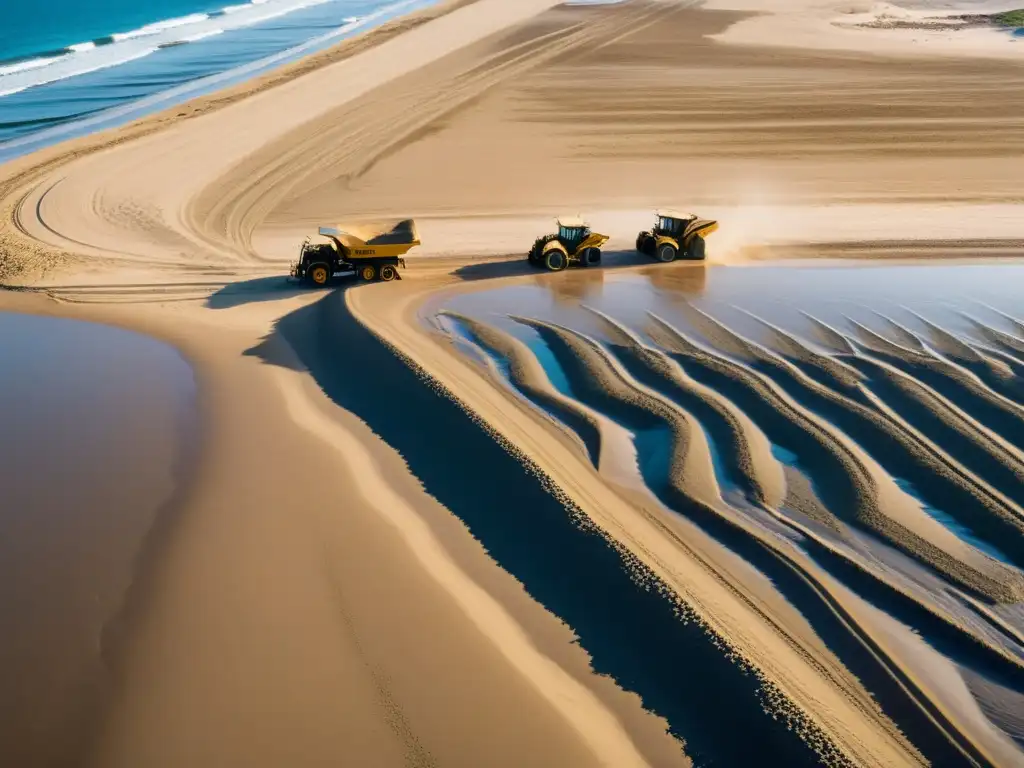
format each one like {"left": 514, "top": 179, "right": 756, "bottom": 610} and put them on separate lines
{"left": 431, "top": 264, "right": 1024, "bottom": 765}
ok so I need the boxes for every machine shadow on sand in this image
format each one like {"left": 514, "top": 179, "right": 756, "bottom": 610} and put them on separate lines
{"left": 240, "top": 288, "right": 829, "bottom": 768}
{"left": 451, "top": 249, "right": 654, "bottom": 283}
{"left": 206, "top": 275, "right": 330, "bottom": 310}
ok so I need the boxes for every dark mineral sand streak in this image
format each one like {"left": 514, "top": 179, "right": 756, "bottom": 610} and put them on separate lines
{"left": 270, "top": 290, "right": 827, "bottom": 768}
{"left": 0, "top": 311, "right": 197, "bottom": 768}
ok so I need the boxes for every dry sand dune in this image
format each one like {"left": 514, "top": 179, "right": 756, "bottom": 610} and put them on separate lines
{"left": 2, "top": 0, "right": 1024, "bottom": 765}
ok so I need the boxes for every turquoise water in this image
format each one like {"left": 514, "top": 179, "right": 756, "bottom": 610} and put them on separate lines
{"left": 770, "top": 443, "right": 800, "bottom": 465}
{"left": 1, "top": 0, "right": 229, "bottom": 63}
{"left": 0, "top": 0, "right": 435, "bottom": 158}
{"left": 516, "top": 327, "right": 576, "bottom": 397}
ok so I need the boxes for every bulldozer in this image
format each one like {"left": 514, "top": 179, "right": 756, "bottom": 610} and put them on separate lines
{"left": 291, "top": 219, "right": 421, "bottom": 286}
{"left": 636, "top": 210, "right": 718, "bottom": 262}
{"left": 528, "top": 216, "right": 610, "bottom": 272}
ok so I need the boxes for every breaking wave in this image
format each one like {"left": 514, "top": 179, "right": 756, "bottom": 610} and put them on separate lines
{"left": 0, "top": 0, "right": 340, "bottom": 99}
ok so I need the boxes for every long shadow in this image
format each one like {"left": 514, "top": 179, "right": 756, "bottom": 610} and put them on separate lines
{"left": 206, "top": 274, "right": 339, "bottom": 310}
{"left": 245, "top": 291, "right": 826, "bottom": 767}
{"left": 453, "top": 249, "right": 656, "bottom": 282}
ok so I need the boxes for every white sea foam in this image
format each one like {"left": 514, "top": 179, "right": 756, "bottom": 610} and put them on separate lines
{"left": 111, "top": 13, "right": 212, "bottom": 42}
{"left": 0, "top": 48, "right": 159, "bottom": 98}
{"left": 0, "top": 55, "right": 67, "bottom": 76}
{"left": 0, "top": 0, "right": 354, "bottom": 99}
{"left": 246, "top": 0, "right": 332, "bottom": 25}
{"left": 180, "top": 29, "right": 227, "bottom": 43}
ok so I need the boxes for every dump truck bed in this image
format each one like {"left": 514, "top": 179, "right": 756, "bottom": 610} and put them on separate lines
{"left": 319, "top": 219, "right": 420, "bottom": 259}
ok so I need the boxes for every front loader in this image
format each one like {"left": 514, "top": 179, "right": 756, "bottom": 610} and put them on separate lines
{"left": 636, "top": 210, "right": 718, "bottom": 262}
{"left": 527, "top": 216, "right": 610, "bottom": 272}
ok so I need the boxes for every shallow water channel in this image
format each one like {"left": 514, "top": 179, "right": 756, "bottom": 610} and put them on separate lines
{"left": 438, "top": 260, "right": 1024, "bottom": 565}
{"left": 432, "top": 258, "right": 1024, "bottom": 762}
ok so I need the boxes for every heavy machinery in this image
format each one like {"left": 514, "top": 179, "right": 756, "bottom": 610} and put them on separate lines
{"left": 291, "top": 219, "right": 421, "bottom": 286}
{"left": 528, "top": 216, "right": 610, "bottom": 272}
{"left": 636, "top": 210, "right": 718, "bottom": 262}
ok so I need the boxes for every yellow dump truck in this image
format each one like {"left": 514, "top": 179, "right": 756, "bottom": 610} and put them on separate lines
{"left": 527, "top": 216, "right": 611, "bottom": 271}
{"left": 636, "top": 210, "right": 718, "bottom": 262}
{"left": 291, "top": 219, "right": 421, "bottom": 286}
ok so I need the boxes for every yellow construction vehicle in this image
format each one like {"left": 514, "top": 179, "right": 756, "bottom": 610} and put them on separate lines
{"left": 528, "top": 216, "right": 610, "bottom": 272}
{"left": 291, "top": 219, "right": 421, "bottom": 286}
{"left": 635, "top": 210, "right": 718, "bottom": 262}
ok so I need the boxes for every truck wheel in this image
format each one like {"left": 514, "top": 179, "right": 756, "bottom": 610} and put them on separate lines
{"left": 582, "top": 248, "right": 601, "bottom": 267}
{"left": 636, "top": 233, "right": 647, "bottom": 253}
{"left": 657, "top": 243, "right": 677, "bottom": 263}
{"left": 308, "top": 263, "right": 330, "bottom": 286}
{"left": 544, "top": 249, "right": 567, "bottom": 271}
{"left": 360, "top": 264, "right": 377, "bottom": 281}
{"left": 379, "top": 264, "right": 397, "bottom": 281}
{"left": 689, "top": 236, "right": 707, "bottom": 260}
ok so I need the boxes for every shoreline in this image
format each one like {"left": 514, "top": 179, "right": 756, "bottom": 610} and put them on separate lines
{"left": 2, "top": 0, "right": 1024, "bottom": 763}
{"left": 0, "top": 284, "right": 693, "bottom": 768}
{"left": 0, "top": 0, "right": 476, "bottom": 163}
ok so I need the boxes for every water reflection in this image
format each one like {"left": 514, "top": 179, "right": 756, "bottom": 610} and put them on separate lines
{"left": 444, "top": 262, "right": 1024, "bottom": 342}
{"left": 640, "top": 262, "right": 708, "bottom": 301}
{"left": 539, "top": 266, "right": 606, "bottom": 306}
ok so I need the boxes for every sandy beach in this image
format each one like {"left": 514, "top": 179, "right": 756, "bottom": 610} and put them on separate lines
{"left": 1, "top": 0, "right": 1023, "bottom": 765}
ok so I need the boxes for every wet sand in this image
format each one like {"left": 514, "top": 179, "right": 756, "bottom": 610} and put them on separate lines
{"left": 0, "top": 313, "right": 195, "bottom": 768}
{"left": 1, "top": 0, "right": 1023, "bottom": 765}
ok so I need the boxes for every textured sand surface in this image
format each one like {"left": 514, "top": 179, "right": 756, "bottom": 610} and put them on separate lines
{"left": 1, "top": 0, "right": 1023, "bottom": 765}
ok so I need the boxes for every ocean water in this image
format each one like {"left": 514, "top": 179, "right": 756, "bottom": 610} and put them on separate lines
{"left": 0, "top": 0, "right": 436, "bottom": 159}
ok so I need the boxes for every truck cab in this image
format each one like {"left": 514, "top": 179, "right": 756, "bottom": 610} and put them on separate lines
{"left": 558, "top": 217, "right": 590, "bottom": 249}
